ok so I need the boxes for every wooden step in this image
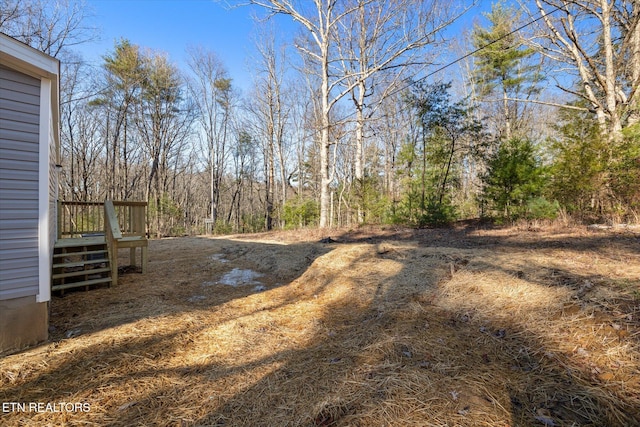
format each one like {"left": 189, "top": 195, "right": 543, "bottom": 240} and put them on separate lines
{"left": 52, "top": 277, "right": 112, "bottom": 291}
{"left": 52, "top": 267, "right": 111, "bottom": 280}
{"left": 55, "top": 236, "right": 106, "bottom": 249}
{"left": 52, "top": 258, "right": 109, "bottom": 269}
{"left": 53, "top": 249, "right": 107, "bottom": 259}
{"left": 52, "top": 235, "right": 114, "bottom": 292}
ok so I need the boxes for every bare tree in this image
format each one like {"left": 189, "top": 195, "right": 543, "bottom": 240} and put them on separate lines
{"left": 247, "top": 0, "right": 348, "bottom": 228}
{"left": 336, "top": 0, "right": 461, "bottom": 188}
{"left": 59, "top": 53, "right": 105, "bottom": 202}
{"left": 375, "top": 88, "right": 413, "bottom": 209}
{"left": 532, "top": 0, "right": 640, "bottom": 140}
{"left": 136, "top": 51, "right": 194, "bottom": 237}
{"left": 247, "top": 0, "right": 470, "bottom": 227}
{"left": 344, "top": 0, "right": 464, "bottom": 223}
{"left": 0, "top": 0, "right": 95, "bottom": 57}
{"left": 246, "top": 27, "right": 292, "bottom": 229}
{"left": 287, "top": 74, "right": 316, "bottom": 202}
{"left": 187, "top": 47, "right": 235, "bottom": 226}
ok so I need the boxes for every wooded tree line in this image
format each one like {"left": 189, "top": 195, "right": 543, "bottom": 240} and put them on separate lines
{"left": 2, "top": 0, "right": 638, "bottom": 236}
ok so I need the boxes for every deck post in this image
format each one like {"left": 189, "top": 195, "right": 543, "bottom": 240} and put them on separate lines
{"left": 107, "top": 200, "right": 149, "bottom": 282}
{"left": 104, "top": 201, "right": 121, "bottom": 287}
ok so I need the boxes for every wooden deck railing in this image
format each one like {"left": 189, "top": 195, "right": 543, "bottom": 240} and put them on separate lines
{"left": 104, "top": 200, "right": 148, "bottom": 286}
{"left": 57, "top": 201, "right": 105, "bottom": 238}
{"left": 112, "top": 201, "right": 147, "bottom": 237}
{"left": 57, "top": 200, "right": 149, "bottom": 239}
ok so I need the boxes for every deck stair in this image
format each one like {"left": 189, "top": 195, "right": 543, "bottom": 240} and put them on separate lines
{"left": 52, "top": 235, "right": 112, "bottom": 292}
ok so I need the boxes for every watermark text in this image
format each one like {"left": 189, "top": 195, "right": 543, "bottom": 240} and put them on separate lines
{"left": 2, "top": 402, "right": 90, "bottom": 413}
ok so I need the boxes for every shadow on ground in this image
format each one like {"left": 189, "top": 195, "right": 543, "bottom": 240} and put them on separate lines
{"left": 1, "top": 226, "right": 638, "bottom": 426}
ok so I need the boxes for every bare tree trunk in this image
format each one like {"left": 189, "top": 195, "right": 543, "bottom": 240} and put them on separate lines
{"left": 319, "top": 57, "right": 332, "bottom": 228}
{"left": 502, "top": 85, "right": 511, "bottom": 140}
{"left": 600, "top": 0, "right": 621, "bottom": 137}
{"left": 627, "top": 13, "right": 640, "bottom": 126}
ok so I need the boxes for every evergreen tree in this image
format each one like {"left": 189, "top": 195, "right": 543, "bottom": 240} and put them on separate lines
{"left": 481, "top": 138, "right": 546, "bottom": 220}
{"left": 550, "top": 106, "right": 640, "bottom": 221}
{"left": 396, "top": 82, "right": 483, "bottom": 226}
{"left": 472, "top": 1, "right": 541, "bottom": 140}
{"left": 93, "top": 39, "right": 146, "bottom": 199}
{"left": 548, "top": 105, "right": 606, "bottom": 219}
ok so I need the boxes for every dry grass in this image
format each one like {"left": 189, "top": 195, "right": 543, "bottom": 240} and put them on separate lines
{"left": 1, "top": 225, "right": 639, "bottom": 426}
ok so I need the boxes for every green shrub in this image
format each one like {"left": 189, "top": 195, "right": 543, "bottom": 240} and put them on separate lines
{"left": 213, "top": 220, "right": 233, "bottom": 234}
{"left": 526, "top": 197, "right": 560, "bottom": 220}
{"left": 283, "top": 198, "right": 319, "bottom": 229}
{"left": 419, "top": 197, "right": 457, "bottom": 227}
{"left": 481, "top": 138, "right": 547, "bottom": 220}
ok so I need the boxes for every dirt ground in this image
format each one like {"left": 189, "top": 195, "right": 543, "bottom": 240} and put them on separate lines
{"left": 1, "top": 224, "right": 640, "bottom": 426}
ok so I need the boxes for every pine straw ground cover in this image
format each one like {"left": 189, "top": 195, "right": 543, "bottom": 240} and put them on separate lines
{"left": 1, "top": 225, "right": 639, "bottom": 426}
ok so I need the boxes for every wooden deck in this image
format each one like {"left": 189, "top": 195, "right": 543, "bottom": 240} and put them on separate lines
{"left": 53, "top": 200, "right": 148, "bottom": 291}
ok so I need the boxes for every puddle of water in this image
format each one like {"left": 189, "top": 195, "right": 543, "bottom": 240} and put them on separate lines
{"left": 218, "top": 268, "right": 263, "bottom": 287}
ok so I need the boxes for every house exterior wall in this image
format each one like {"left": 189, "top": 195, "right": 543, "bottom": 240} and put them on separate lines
{"left": 0, "top": 33, "right": 59, "bottom": 354}
{"left": 0, "top": 65, "right": 42, "bottom": 301}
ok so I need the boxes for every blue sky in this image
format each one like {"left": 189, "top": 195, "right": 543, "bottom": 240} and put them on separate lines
{"left": 80, "top": 0, "right": 491, "bottom": 92}
{"left": 81, "top": 0, "right": 282, "bottom": 90}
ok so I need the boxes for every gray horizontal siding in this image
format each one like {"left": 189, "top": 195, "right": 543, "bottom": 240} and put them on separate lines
{"left": 0, "top": 64, "right": 41, "bottom": 301}
{"left": 0, "top": 239, "right": 38, "bottom": 252}
{"left": 0, "top": 198, "right": 37, "bottom": 210}
{"left": 0, "top": 147, "right": 39, "bottom": 163}
{"left": 0, "top": 178, "right": 38, "bottom": 191}
{"left": 0, "top": 158, "right": 39, "bottom": 172}
{"left": 0, "top": 246, "right": 38, "bottom": 260}
{"left": 0, "top": 231, "right": 39, "bottom": 243}
{"left": 0, "top": 65, "right": 41, "bottom": 84}
{"left": 1, "top": 115, "right": 40, "bottom": 134}
{"left": 1, "top": 108, "right": 40, "bottom": 128}
{"left": 0, "top": 256, "right": 39, "bottom": 271}
{"left": 0, "top": 98, "right": 40, "bottom": 116}
{"left": 0, "top": 87, "right": 40, "bottom": 107}
{"left": 0, "top": 127, "right": 40, "bottom": 144}
{"left": 0, "top": 209, "right": 39, "bottom": 220}
{"left": 0, "top": 138, "right": 38, "bottom": 153}
{"left": 0, "top": 188, "right": 38, "bottom": 200}
{"left": 0, "top": 267, "right": 38, "bottom": 281}
{"left": 0, "top": 277, "right": 39, "bottom": 299}
{"left": 0, "top": 168, "right": 39, "bottom": 182}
